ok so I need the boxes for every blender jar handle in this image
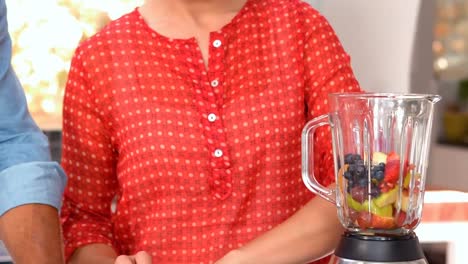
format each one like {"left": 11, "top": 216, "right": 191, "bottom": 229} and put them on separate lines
{"left": 301, "top": 114, "right": 337, "bottom": 205}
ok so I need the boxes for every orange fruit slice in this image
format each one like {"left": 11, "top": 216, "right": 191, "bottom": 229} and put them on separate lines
{"left": 337, "top": 164, "right": 349, "bottom": 191}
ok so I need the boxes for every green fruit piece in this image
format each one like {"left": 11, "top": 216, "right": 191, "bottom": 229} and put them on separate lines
{"left": 403, "top": 172, "right": 411, "bottom": 189}
{"left": 374, "top": 186, "right": 399, "bottom": 207}
{"left": 347, "top": 194, "right": 364, "bottom": 211}
{"left": 362, "top": 199, "right": 393, "bottom": 217}
{"left": 401, "top": 194, "right": 409, "bottom": 212}
{"left": 403, "top": 172, "right": 420, "bottom": 189}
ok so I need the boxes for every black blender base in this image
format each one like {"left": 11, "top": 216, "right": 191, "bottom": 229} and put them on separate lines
{"left": 329, "top": 257, "right": 427, "bottom": 264}
{"left": 329, "top": 232, "right": 428, "bottom": 264}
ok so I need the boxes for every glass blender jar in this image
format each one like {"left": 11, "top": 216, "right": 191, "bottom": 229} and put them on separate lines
{"left": 302, "top": 93, "right": 441, "bottom": 264}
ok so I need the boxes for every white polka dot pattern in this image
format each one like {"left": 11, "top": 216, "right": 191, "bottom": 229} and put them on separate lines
{"left": 60, "top": 0, "right": 361, "bottom": 263}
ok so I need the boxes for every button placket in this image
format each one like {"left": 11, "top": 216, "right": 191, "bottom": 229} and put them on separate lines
{"left": 196, "top": 32, "right": 230, "bottom": 199}
{"left": 182, "top": 39, "right": 230, "bottom": 199}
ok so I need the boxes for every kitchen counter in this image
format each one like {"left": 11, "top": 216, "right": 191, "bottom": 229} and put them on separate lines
{"left": 417, "top": 190, "right": 468, "bottom": 264}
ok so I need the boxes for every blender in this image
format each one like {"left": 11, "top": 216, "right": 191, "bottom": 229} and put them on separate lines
{"left": 301, "top": 93, "right": 441, "bottom": 264}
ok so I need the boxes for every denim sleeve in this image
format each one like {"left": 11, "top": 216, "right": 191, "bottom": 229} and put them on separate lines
{"left": 0, "top": 1, "right": 67, "bottom": 216}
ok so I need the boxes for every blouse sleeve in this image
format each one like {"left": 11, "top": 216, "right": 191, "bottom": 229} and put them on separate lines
{"left": 60, "top": 47, "right": 119, "bottom": 260}
{"left": 302, "top": 8, "right": 362, "bottom": 186}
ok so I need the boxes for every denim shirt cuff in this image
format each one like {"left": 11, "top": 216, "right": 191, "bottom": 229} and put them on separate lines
{"left": 0, "top": 162, "right": 67, "bottom": 216}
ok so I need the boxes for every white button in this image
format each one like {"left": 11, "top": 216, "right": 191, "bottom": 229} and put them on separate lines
{"left": 211, "top": 80, "right": 219, "bottom": 87}
{"left": 213, "top": 39, "right": 222, "bottom": 48}
{"left": 214, "top": 149, "right": 223, "bottom": 158}
{"left": 207, "top": 113, "right": 217, "bottom": 122}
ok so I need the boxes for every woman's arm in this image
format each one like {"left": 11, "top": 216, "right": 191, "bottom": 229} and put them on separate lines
{"left": 68, "top": 244, "right": 116, "bottom": 264}
{"left": 60, "top": 46, "right": 119, "bottom": 262}
{"left": 217, "top": 188, "right": 343, "bottom": 264}
{"left": 61, "top": 40, "right": 153, "bottom": 264}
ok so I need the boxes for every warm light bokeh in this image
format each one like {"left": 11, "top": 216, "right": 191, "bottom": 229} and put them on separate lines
{"left": 434, "top": 0, "right": 468, "bottom": 80}
{"left": 6, "top": 0, "right": 143, "bottom": 130}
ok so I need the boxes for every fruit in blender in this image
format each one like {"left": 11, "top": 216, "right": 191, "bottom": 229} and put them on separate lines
{"left": 362, "top": 199, "right": 393, "bottom": 217}
{"left": 347, "top": 194, "right": 364, "bottom": 211}
{"left": 344, "top": 154, "right": 381, "bottom": 200}
{"left": 356, "top": 212, "right": 372, "bottom": 228}
{"left": 371, "top": 215, "right": 396, "bottom": 229}
{"left": 395, "top": 211, "right": 419, "bottom": 229}
{"left": 338, "top": 164, "right": 349, "bottom": 191}
{"left": 379, "top": 181, "right": 395, "bottom": 193}
{"left": 400, "top": 190, "right": 410, "bottom": 212}
{"left": 374, "top": 186, "right": 398, "bottom": 207}
{"left": 342, "top": 151, "right": 418, "bottom": 230}
{"left": 372, "top": 152, "right": 387, "bottom": 165}
{"left": 383, "top": 152, "right": 400, "bottom": 184}
{"left": 403, "top": 172, "right": 411, "bottom": 189}
{"left": 396, "top": 211, "right": 406, "bottom": 226}
{"left": 403, "top": 170, "right": 419, "bottom": 189}
{"left": 350, "top": 186, "right": 369, "bottom": 203}
{"left": 357, "top": 212, "right": 396, "bottom": 229}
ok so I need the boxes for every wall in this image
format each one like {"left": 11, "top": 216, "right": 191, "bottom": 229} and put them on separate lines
{"left": 306, "top": 0, "right": 434, "bottom": 94}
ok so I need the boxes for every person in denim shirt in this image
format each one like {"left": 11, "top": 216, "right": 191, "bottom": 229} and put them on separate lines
{"left": 0, "top": 1, "right": 67, "bottom": 263}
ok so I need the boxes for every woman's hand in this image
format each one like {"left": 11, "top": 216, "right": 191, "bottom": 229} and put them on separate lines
{"left": 114, "top": 251, "right": 152, "bottom": 264}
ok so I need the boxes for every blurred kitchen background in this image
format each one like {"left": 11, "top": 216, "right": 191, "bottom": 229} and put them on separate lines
{"left": 5, "top": 0, "right": 468, "bottom": 190}
{"left": 2, "top": 0, "right": 468, "bottom": 263}
{"left": 5, "top": 0, "right": 143, "bottom": 167}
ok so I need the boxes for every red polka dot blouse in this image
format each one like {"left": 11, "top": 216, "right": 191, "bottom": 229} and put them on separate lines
{"left": 60, "top": 0, "right": 361, "bottom": 263}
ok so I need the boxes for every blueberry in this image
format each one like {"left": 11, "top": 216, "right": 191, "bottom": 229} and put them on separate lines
{"left": 358, "top": 178, "right": 368, "bottom": 186}
{"left": 348, "top": 164, "right": 356, "bottom": 173}
{"left": 356, "top": 160, "right": 364, "bottom": 166}
{"left": 344, "top": 154, "right": 354, "bottom": 164}
{"left": 354, "top": 171, "right": 362, "bottom": 178}
{"left": 356, "top": 166, "right": 365, "bottom": 175}
{"left": 353, "top": 154, "right": 362, "bottom": 161}
{"left": 344, "top": 171, "right": 352, "bottom": 180}
{"left": 371, "top": 188, "right": 380, "bottom": 198}
{"left": 375, "top": 171, "right": 384, "bottom": 181}
{"left": 376, "top": 164, "right": 385, "bottom": 172}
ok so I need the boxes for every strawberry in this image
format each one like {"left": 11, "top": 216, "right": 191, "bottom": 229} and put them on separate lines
{"left": 357, "top": 212, "right": 396, "bottom": 229}
{"left": 396, "top": 211, "right": 407, "bottom": 227}
{"left": 396, "top": 211, "right": 419, "bottom": 229}
{"left": 379, "top": 181, "right": 395, "bottom": 193}
{"left": 349, "top": 209, "right": 360, "bottom": 223}
{"left": 406, "top": 219, "right": 419, "bottom": 229}
{"left": 356, "top": 212, "right": 372, "bottom": 229}
{"left": 384, "top": 152, "right": 400, "bottom": 184}
{"left": 372, "top": 215, "right": 396, "bottom": 229}
{"left": 386, "top": 151, "right": 400, "bottom": 162}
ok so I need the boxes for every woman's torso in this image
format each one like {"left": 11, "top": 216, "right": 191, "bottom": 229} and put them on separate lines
{"left": 71, "top": 0, "right": 329, "bottom": 262}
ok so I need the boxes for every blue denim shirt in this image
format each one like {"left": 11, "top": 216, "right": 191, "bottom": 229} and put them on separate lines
{"left": 0, "top": 1, "right": 67, "bottom": 216}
